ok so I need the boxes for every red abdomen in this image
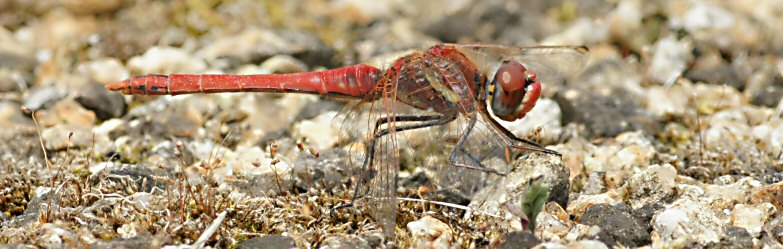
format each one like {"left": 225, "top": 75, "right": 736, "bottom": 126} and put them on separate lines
{"left": 107, "top": 64, "right": 382, "bottom": 99}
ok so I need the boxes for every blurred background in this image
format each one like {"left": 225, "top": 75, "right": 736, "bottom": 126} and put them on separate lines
{"left": 1, "top": 0, "right": 782, "bottom": 248}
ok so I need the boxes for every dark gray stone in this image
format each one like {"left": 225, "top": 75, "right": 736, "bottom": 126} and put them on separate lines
{"left": 90, "top": 236, "right": 165, "bottom": 249}
{"left": 707, "top": 226, "right": 753, "bottom": 249}
{"left": 751, "top": 85, "right": 783, "bottom": 108}
{"left": 469, "top": 153, "right": 570, "bottom": 218}
{"left": 236, "top": 235, "right": 296, "bottom": 249}
{"left": 685, "top": 63, "right": 743, "bottom": 90}
{"left": 76, "top": 83, "right": 127, "bottom": 120}
{"left": 0, "top": 244, "right": 30, "bottom": 249}
{"left": 23, "top": 86, "right": 64, "bottom": 111}
{"left": 498, "top": 230, "right": 541, "bottom": 249}
{"left": 554, "top": 89, "right": 660, "bottom": 139}
{"left": 580, "top": 203, "right": 650, "bottom": 247}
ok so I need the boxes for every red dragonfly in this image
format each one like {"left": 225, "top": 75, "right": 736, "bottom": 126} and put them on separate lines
{"left": 107, "top": 43, "right": 588, "bottom": 237}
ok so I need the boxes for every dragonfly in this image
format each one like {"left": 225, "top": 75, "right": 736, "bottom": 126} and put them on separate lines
{"left": 106, "top": 43, "right": 588, "bottom": 237}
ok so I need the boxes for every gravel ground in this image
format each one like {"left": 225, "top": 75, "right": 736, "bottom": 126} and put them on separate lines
{"left": 1, "top": 0, "right": 782, "bottom": 248}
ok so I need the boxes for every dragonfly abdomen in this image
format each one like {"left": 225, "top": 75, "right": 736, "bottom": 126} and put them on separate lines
{"left": 106, "top": 64, "right": 382, "bottom": 98}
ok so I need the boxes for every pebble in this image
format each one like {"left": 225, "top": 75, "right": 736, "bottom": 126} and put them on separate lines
{"left": 538, "top": 240, "right": 609, "bottom": 249}
{"left": 693, "top": 83, "right": 746, "bottom": 114}
{"left": 406, "top": 216, "right": 453, "bottom": 249}
{"left": 41, "top": 123, "right": 97, "bottom": 150}
{"left": 35, "top": 98, "right": 97, "bottom": 128}
{"left": 619, "top": 164, "right": 677, "bottom": 209}
{"left": 104, "top": 166, "right": 167, "bottom": 193}
{"left": 645, "top": 84, "right": 691, "bottom": 117}
{"left": 195, "top": 28, "right": 332, "bottom": 66}
{"left": 157, "top": 105, "right": 203, "bottom": 138}
{"left": 90, "top": 236, "right": 165, "bottom": 249}
{"left": 497, "top": 231, "right": 541, "bottom": 249}
{"left": 730, "top": 203, "right": 777, "bottom": 237}
{"left": 236, "top": 235, "right": 296, "bottom": 249}
{"left": 751, "top": 84, "right": 783, "bottom": 108}
{"left": 605, "top": 0, "right": 647, "bottom": 51}
{"left": 292, "top": 111, "right": 341, "bottom": 150}
{"left": 319, "top": 234, "right": 375, "bottom": 249}
{"left": 39, "top": 223, "right": 79, "bottom": 249}
{"left": 556, "top": 88, "right": 658, "bottom": 138}
{"left": 497, "top": 98, "right": 563, "bottom": 145}
{"left": 23, "top": 85, "right": 65, "bottom": 111}
{"left": 0, "top": 101, "right": 34, "bottom": 138}
{"left": 61, "top": 0, "right": 125, "bottom": 15}
{"left": 751, "top": 181, "right": 783, "bottom": 211}
{"left": 648, "top": 36, "right": 692, "bottom": 85}
{"left": 0, "top": 68, "right": 30, "bottom": 93}
{"left": 566, "top": 193, "right": 620, "bottom": 221}
{"left": 75, "top": 83, "right": 127, "bottom": 120}
{"left": 77, "top": 58, "right": 130, "bottom": 84}
{"left": 582, "top": 131, "right": 656, "bottom": 174}
{"left": 470, "top": 152, "right": 569, "bottom": 217}
{"left": 93, "top": 118, "right": 127, "bottom": 140}
{"left": 579, "top": 203, "right": 650, "bottom": 247}
{"left": 752, "top": 120, "right": 783, "bottom": 155}
{"left": 704, "top": 177, "right": 763, "bottom": 209}
{"left": 711, "top": 226, "right": 754, "bottom": 249}
{"left": 685, "top": 49, "right": 743, "bottom": 89}
{"left": 127, "top": 46, "right": 207, "bottom": 74}
{"left": 652, "top": 190, "right": 725, "bottom": 246}
{"left": 259, "top": 54, "right": 309, "bottom": 74}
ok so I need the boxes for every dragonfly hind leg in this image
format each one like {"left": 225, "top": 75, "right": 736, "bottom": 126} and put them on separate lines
{"left": 330, "top": 114, "right": 455, "bottom": 214}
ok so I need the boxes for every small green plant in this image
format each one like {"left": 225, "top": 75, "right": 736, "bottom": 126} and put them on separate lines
{"left": 506, "top": 179, "right": 550, "bottom": 232}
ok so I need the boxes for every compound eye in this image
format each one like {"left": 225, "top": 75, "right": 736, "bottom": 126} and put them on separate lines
{"left": 496, "top": 60, "right": 526, "bottom": 93}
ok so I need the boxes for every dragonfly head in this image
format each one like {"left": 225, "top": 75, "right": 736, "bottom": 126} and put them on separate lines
{"left": 489, "top": 60, "right": 541, "bottom": 121}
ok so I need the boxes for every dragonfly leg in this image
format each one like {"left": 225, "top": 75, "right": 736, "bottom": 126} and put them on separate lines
{"left": 331, "top": 114, "right": 455, "bottom": 214}
{"left": 446, "top": 114, "right": 507, "bottom": 176}
{"left": 477, "top": 105, "right": 562, "bottom": 157}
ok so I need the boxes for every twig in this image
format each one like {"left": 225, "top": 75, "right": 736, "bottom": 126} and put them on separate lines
{"left": 397, "top": 197, "right": 503, "bottom": 219}
{"left": 192, "top": 211, "right": 227, "bottom": 249}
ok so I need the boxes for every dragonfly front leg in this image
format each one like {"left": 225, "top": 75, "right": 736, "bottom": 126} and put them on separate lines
{"left": 477, "top": 104, "right": 562, "bottom": 157}
{"left": 446, "top": 114, "right": 508, "bottom": 176}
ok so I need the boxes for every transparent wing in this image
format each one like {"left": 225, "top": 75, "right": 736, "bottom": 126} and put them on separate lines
{"left": 338, "top": 73, "right": 401, "bottom": 238}
{"left": 452, "top": 43, "right": 589, "bottom": 85}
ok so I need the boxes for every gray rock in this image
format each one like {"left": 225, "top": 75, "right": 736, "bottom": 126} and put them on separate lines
{"left": 319, "top": 234, "right": 377, "bottom": 249}
{"left": 751, "top": 84, "right": 783, "bottom": 108}
{"left": 764, "top": 214, "right": 783, "bottom": 245}
{"left": 23, "top": 86, "right": 64, "bottom": 111}
{"left": 291, "top": 149, "right": 353, "bottom": 192}
{"left": 236, "top": 235, "right": 296, "bottom": 249}
{"left": 0, "top": 69, "right": 31, "bottom": 93}
{"left": 96, "top": 165, "right": 170, "bottom": 193}
{"left": 76, "top": 83, "right": 127, "bottom": 120}
{"left": 580, "top": 203, "right": 650, "bottom": 247}
{"left": 469, "top": 152, "right": 569, "bottom": 215}
{"left": 554, "top": 89, "right": 659, "bottom": 138}
{"left": 41, "top": 124, "right": 93, "bottom": 150}
{"left": 708, "top": 226, "right": 753, "bottom": 249}
{"left": 157, "top": 102, "right": 209, "bottom": 139}
{"left": 0, "top": 244, "right": 30, "bottom": 249}
{"left": 685, "top": 63, "right": 743, "bottom": 90}
{"left": 90, "top": 236, "right": 165, "bottom": 249}
{"left": 197, "top": 28, "right": 334, "bottom": 67}
{"left": 0, "top": 45, "right": 35, "bottom": 71}
{"left": 498, "top": 230, "right": 541, "bottom": 249}
{"left": 582, "top": 172, "right": 607, "bottom": 195}
{"left": 6, "top": 187, "right": 56, "bottom": 228}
